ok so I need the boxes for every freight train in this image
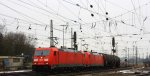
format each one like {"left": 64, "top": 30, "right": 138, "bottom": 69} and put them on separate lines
{"left": 32, "top": 47, "right": 120, "bottom": 72}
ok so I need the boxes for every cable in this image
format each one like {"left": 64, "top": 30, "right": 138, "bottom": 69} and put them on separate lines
{"left": 130, "top": 0, "right": 141, "bottom": 25}
{"left": 112, "top": 1, "right": 150, "bottom": 19}
{"left": 0, "top": 13, "right": 45, "bottom": 26}
{"left": 0, "top": 1, "right": 49, "bottom": 25}
{"left": 56, "top": 0, "right": 78, "bottom": 18}
{"left": 0, "top": 17, "right": 75, "bottom": 45}
{"left": 18, "top": 0, "right": 78, "bottom": 23}
{"left": 0, "top": 1, "right": 103, "bottom": 49}
{"left": 18, "top": 0, "right": 134, "bottom": 37}
{"left": 63, "top": 0, "right": 106, "bottom": 17}
{"left": 0, "top": 13, "right": 63, "bottom": 32}
{"left": 79, "top": 0, "right": 87, "bottom": 8}
{"left": 8, "top": 0, "right": 67, "bottom": 23}
{"left": 28, "top": 0, "right": 78, "bottom": 24}
{"left": 94, "top": 0, "right": 105, "bottom": 14}
{"left": 30, "top": 0, "right": 56, "bottom": 13}
{"left": 62, "top": 0, "right": 144, "bottom": 32}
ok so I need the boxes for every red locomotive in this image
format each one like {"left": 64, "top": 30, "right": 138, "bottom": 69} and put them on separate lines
{"left": 32, "top": 46, "right": 120, "bottom": 72}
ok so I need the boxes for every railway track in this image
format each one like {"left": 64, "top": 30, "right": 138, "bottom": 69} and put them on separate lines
{"left": 52, "top": 67, "right": 132, "bottom": 76}
{"left": 0, "top": 67, "right": 132, "bottom": 76}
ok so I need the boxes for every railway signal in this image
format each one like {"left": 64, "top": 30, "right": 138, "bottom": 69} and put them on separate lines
{"left": 112, "top": 37, "right": 116, "bottom": 54}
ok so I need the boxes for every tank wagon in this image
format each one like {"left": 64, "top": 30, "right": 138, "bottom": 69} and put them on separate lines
{"left": 32, "top": 47, "right": 120, "bottom": 72}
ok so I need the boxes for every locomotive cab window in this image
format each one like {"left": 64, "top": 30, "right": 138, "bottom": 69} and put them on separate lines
{"left": 35, "top": 50, "right": 50, "bottom": 56}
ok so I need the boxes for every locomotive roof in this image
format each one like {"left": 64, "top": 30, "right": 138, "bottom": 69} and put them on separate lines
{"left": 36, "top": 47, "right": 57, "bottom": 50}
{"left": 58, "top": 48, "right": 78, "bottom": 52}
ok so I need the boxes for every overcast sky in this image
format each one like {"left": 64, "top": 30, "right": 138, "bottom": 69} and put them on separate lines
{"left": 0, "top": 0, "right": 150, "bottom": 58}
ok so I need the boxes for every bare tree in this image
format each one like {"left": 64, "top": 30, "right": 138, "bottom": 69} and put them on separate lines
{"left": 0, "top": 32, "right": 36, "bottom": 56}
{"left": 0, "top": 33, "right": 3, "bottom": 51}
{"left": 0, "top": 24, "right": 4, "bottom": 53}
{"left": 0, "top": 24, "right": 5, "bottom": 33}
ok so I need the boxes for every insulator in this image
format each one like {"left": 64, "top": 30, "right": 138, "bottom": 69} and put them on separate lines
{"left": 106, "top": 12, "right": 108, "bottom": 15}
{"left": 91, "top": 14, "right": 94, "bottom": 17}
{"left": 90, "top": 5, "right": 93, "bottom": 8}
{"left": 112, "top": 37, "right": 115, "bottom": 47}
{"left": 106, "top": 18, "right": 109, "bottom": 20}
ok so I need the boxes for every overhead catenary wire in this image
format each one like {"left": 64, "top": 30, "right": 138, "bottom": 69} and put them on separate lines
{"left": 62, "top": 0, "right": 148, "bottom": 32}
{"left": 0, "top": 12, "right": 145, "bottom": 42}
{"left": 8, "top": 0, "right": 68, "bottom": 23}
{"left": 94, "top": 0, "right": 105, "bottom": 15}
{"left": 7, "top": 0, "right": 76, "bottom": 31}
{"left": 62, "top": 0, "right": 106, "bottom": 17}
{"left": 130, "top": 0, "right": 142, "bottom": 26}
{"left": 4, "top": 22, "right": 67, "bottom": 47}
{"left": 0, "top": 16, "right": 76, "bottom": 46}
{"left": 9, "top": 0, "right": 142, "bottom": 38}
{"left": 56, "top": 0, "right": 78, "bottom": 18}
{"left": 112, "top": 1, "right": 150, "bottom": 19}
{"left": 0, "top": 13, "right": 63, "bottom": 32}
{"left": 1, "top": 0, "right": 150, "bottom": 52}
{"left": 17, "top": 0, "right": 80, "bottom": 24}
{"left": 0, "top": 1, "right": 49, "bottom": 26}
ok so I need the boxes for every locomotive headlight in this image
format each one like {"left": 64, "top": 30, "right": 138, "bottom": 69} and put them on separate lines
{"left": 34, "top": 59, "right": 38, "bottom": 61}
{"left": 44, "top": 58, "right": 48, "bottom": 61}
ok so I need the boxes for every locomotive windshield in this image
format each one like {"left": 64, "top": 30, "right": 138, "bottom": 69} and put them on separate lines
{"left": 34, "top": 50, "right": 50, "bottom": 56}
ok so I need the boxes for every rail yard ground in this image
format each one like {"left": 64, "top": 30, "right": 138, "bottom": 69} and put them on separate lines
{"left": 1, "top": 67, "right": 150, "bottom": 76}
